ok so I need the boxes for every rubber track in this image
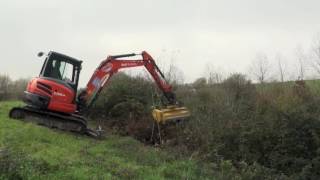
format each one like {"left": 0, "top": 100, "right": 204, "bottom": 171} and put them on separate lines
{"left": 9, "top": 106, "right": 94, "bottom": 135}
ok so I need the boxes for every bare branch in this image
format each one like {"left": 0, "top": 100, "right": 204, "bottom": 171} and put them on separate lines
{"left": 275, "top": 53, "right": 285, "bottom": 82}
{"left": 203, "top": 62, "right": 224, "bottom": 84}
{"left": 310, "top": 33, "right": 320, "bottom": 76}
{"left": 295, "top": 46, "right": 306, "bottom": 80}
{"left": 249, "top": 52, "right": 271, "bottom": 84}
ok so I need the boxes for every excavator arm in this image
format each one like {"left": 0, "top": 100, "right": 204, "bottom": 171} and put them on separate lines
{"left": 77, "top": 51, "right": 190, "bottom": 123}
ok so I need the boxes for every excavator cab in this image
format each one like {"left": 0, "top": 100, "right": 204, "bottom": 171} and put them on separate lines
{"left": 22, "top": 51, "right": 83, "bottom": 114}
{"left": 39, "top": 51, "right": 82, "bottom": 92}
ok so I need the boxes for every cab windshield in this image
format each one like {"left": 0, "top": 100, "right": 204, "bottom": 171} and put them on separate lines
{"left": 42, "top": 55, "right": 77, "bottom": 84}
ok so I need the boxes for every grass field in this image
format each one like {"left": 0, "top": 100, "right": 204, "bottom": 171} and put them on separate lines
{"left": 0, "top": 101, "right": 213, "bottom": 179}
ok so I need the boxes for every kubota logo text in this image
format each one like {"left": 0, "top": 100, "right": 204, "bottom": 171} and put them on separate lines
{"left": 102, "top": 63, "right": 113, "bottom": 72}
{"left": 53, "top": 92, "right": 66, "bottom": 97}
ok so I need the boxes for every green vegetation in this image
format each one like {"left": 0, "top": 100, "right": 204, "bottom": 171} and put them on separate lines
{"left": 178, "top": 75, "right": 320, "bottom": 179}
{"left": 0, "top": 101, "right": 213, "bottom": 179}
{"left": 91, "top": 74, "right": 320, "bottom": 179}
{"left": 2, "top": 73, "right": 320, "bottom": 179}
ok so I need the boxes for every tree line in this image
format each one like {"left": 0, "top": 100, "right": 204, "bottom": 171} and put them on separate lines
{"left": 0, "top": 75, "right": 28, "bottom": 101}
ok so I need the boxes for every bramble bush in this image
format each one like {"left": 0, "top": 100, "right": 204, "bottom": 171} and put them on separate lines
{"left": 178, "top": 74, "right": 320, "bottom": 178}
{"left": 89, "top": 72, "right": 320, "bottom": 178}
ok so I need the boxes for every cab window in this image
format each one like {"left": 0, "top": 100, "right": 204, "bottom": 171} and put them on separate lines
{"left": 59, "top": 61, "right": 74, "bottom": 83}
{"left": 44, "top": 59, "right": 75, "bottom": 84}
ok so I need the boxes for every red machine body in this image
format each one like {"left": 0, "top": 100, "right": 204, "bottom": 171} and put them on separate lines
{"left": 26, "top": 78, "right": 77, "bottom": 113}
{"left": 24, "top": 51, "right": 177, "bottom": 115}
{"left": 10, "top": 50, "right": 190, "bottom": 136}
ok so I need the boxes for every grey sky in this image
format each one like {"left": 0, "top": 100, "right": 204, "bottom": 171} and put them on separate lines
{"left": 1, "top": 0, "right": 320, "bottom": 86}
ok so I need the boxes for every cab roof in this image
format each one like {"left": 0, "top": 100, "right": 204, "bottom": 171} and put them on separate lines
{"left": 48, "top": 51, "right": 83, "bottom": 66}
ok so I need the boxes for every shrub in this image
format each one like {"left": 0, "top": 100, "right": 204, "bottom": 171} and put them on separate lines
{"left": 89, "top": 73, "right": 154, "bottom": 119}
{"left": 178, "top": 75, "right": 320, "bottom": 178}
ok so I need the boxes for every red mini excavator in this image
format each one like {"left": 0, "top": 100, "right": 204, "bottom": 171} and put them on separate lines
{"left": 9, "top": 51, "right": 190, "bottom": 136}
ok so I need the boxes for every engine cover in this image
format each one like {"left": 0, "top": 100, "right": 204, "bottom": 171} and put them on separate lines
{"left": 25, "top": 77, "right": 77, "bottom": 113}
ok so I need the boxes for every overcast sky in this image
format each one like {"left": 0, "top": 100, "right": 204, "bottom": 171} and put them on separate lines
{"left": 1, "top": 0, "right": 320, "bottom": 86}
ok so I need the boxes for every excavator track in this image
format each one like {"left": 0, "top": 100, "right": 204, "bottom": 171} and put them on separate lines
{"left": 9, "top": 106, "right": 98, "bottom": 137}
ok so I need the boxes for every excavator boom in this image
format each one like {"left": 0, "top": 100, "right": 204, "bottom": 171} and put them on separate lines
{"left": 78, "top": 51, "right": 190, "bottom": 123}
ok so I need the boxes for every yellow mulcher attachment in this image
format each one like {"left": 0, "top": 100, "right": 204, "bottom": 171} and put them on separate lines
{"left": 152, "top": 105, "right": 191, "bottom": 124}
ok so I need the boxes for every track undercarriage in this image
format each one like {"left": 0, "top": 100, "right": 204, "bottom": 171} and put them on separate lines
{"left": 9, "top": 106, "right": 98, "bottom": 137}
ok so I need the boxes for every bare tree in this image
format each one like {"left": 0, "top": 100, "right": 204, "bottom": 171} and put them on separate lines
{"left": 165, "top": 63, "right": 185, "bottom": 84}
{"left": 249, "top": 52, "right": 271, "bottom": 83}
{"left": 203, "top": 62, "right": 224, "bottom": 84}
{"left": 276, "top": 53, "right": 285, "bottom": 82}
{"left": 0, "top": 74, "right": 11, "bottom": 100}
{"left": 155, "top": 49, "right": 184, "bottom": 84}
{"left": 10, "top": 78, "right": 29, "bottom": 100}
{"left": 310, "top": 34, "right": 320, "bottom": 76}
{"left": 295, "top": 46, "right": 306, "bottom": 80}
